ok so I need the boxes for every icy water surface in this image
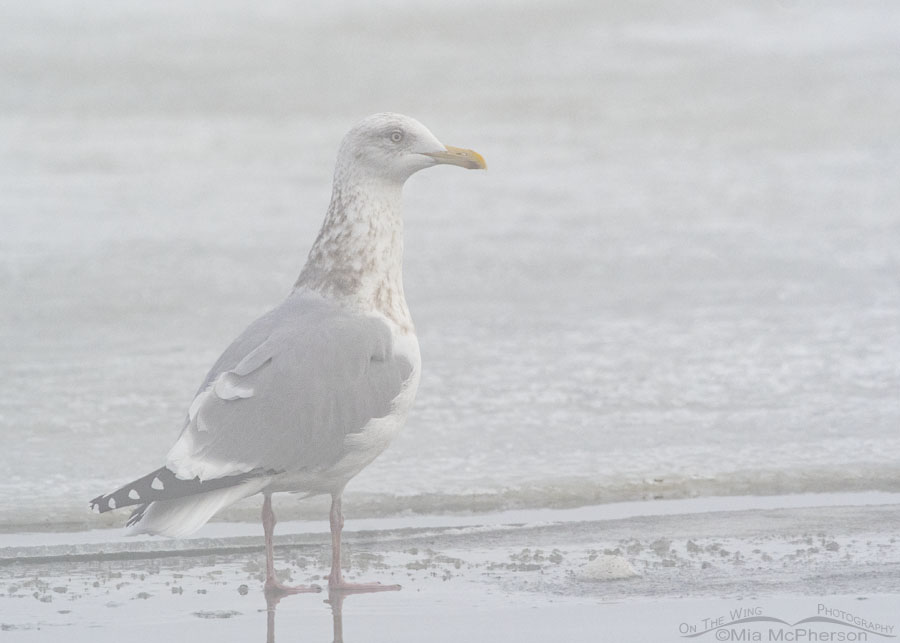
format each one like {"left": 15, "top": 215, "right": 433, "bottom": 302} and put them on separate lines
{"left": 2, "top": 0, "right": 900, "bottom": 531}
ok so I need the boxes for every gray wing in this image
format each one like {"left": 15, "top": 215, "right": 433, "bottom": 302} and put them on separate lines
{"left": 165, "top": 291, "right": 414, "bottom": 481}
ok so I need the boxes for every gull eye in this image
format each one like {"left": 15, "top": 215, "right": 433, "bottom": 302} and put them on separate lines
{"left": 389, "top": 130, "right": 404, "bottom": 143}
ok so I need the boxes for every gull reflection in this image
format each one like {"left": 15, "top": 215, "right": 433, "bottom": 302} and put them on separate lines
{"left": 266, "top": 586, "right": 397, "bottom": 643}
{"left": 325, "top": 589, "right": 347, "bottom": 643}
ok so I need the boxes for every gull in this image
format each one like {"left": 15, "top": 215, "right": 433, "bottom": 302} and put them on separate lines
{"left": 90, "top": 113, "right": 486, "bottom": 594}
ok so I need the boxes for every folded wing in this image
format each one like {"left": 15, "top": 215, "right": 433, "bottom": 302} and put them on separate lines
{"left": 166, "top": 291, "right": 415, "bottom": 482}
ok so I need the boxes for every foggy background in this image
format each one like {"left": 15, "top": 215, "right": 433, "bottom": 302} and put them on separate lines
{"left": 2, "top": 0, "right": 899, "bottom": 531}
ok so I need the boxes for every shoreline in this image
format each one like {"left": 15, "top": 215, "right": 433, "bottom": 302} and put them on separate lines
{"left": 7, "top": 467, "right": 900, "bottom": 535}
{"left": 0, "top": 492, "right": 900, "bottom": 567}
{"left": 4, "top": 489, "right": 900, "bottom": 542}
{"left": 2, "top": 490, "right": 899, "bottom": 553}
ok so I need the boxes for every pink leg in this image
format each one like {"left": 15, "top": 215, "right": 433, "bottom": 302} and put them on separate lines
{"left": 327, "top": 492, "right": 400, "bottom": 592}
{"left": 262, "top": 493, "right": 321, "bottom": 595}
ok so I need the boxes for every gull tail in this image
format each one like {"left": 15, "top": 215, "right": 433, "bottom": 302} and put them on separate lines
{"left": 90, "top": 467, "right": 273, "bottom": 537}
{"left": 124, "top": 478, "right": 271, "bottom": 537}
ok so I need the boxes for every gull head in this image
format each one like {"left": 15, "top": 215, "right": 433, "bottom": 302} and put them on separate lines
{"left": 335, "top": 113, "right": 486, "bottom": 185}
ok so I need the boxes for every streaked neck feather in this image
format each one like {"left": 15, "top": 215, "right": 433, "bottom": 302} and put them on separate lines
{"left": 295, "top": 173, "right": 412, "bottom": 332}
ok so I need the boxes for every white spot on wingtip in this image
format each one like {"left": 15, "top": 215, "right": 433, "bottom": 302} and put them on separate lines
{"left": 151, "top": 477, "right": 164, "bottom": 491}
{"left": 128, "top": 489, "right": 140, "bottom": 500}
{"left": 108, "top": 497, "right": 117, "bottom": 509}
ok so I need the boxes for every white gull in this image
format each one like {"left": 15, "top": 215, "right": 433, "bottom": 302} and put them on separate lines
{"left": 91, "top": 113, "right": 486, "bottom": 594}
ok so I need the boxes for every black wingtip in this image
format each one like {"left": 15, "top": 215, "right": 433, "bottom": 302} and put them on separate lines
{"left": 90, "top": 466, "right": 275, "bottom": 518}
{"left": 90, "top": 494, "right": 111, "bottom": 513}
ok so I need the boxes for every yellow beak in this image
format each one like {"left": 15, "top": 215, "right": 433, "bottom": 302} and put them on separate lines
{"left": 424, "top": 146, "right": 487, "bottom": 170}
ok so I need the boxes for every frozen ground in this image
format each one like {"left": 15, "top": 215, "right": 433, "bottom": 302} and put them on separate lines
{"left": 2, "top": 494, "right": 899, "bottom": 641}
